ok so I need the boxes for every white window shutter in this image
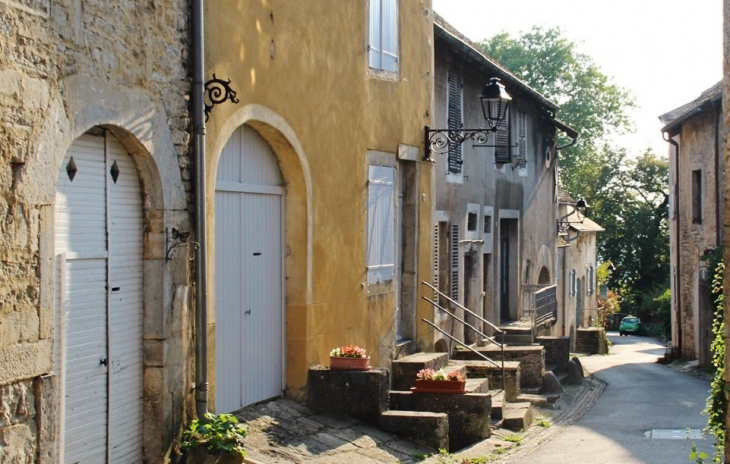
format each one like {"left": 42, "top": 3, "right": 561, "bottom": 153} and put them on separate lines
{"left": 368, "top": 0, "right": 382, "bottom": 69}
{"left": 516, "top": 109, "right": 527, "bottom": 168}
{"left": 367, "top": 166, "right": 395, "bottom": 283}
{"left": 381, "top": 0, "right": 398, "bottom": 72}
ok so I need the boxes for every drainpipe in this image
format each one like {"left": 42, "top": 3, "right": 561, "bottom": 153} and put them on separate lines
{"left": 663, "top": 131, "right": 681, "bottom": 357}
{"left": 714, "top": 100, "right": 721, "bottom": 248}
{"left": 191, "top": 0, "right": 210, "bottom": 420}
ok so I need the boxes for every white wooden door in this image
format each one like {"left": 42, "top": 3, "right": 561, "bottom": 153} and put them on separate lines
{"left": 215, "top": 125, "right": 284, "bottom": 412}
{"left": 55, "top": 131, "right": 143, "bottom": 463}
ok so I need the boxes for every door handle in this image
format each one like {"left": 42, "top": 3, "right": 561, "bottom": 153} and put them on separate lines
{"left": 100, "top": 358, "right": 107, "bottom": 367}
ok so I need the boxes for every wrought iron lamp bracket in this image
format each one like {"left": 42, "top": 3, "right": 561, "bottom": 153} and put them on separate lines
{"left": 166, "top": 227, "right": 191, "bottom": 262}
{"left": 424, "top": 126, "right": 497, "bottom": 161}
{"left": 204, "top": 74, "right": 240, "bottom": 121}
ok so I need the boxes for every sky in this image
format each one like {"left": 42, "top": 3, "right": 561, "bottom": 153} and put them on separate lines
{"left": 432, "top": 0, "right": 723, "bottom": 157}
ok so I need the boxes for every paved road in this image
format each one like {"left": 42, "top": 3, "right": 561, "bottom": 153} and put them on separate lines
{"left": 510, "top": 333, "right": 715, "bottom": 464}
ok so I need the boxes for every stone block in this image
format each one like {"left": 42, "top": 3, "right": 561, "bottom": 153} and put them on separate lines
{"left": 34, "top": 374, "right": 55, "bottom": 464}
{"left": 307, "top": 366, "right": 389, "bottom": 423}
{"left": 391, "top": 352, "right": 449, "bottom": 391}
{"left": 453, "top": 345, "right": 545, "bottom": 387}
{"left": 566, "top": 358, "right": 584, "bottom": 385}
{"left": 388, "top": 391, "right": 491, "bottom": 451}
{"left": 536, "top": 336, "right": 570, "bottom": 372}
{"left": 576, "top": 328, "right": 607, "bottom": 354}
{"left": 502, "top": 402, "right": 532, "bottom": 431}
{"left": 379, "top": 410, "right": 448, "bottom": 450}
{"left": 458, "top": 360, "right": 521, "bottom": 401}
{"left": 538, "top": 371, "right": 564, "bottom": 395}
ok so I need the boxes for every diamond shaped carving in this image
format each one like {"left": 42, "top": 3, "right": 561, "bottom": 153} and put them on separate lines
{"left": 110, "top": 160, "right": 120, "bottom": 184}
{"left": 66, "top": 157, "right": 78, "bottom": 182}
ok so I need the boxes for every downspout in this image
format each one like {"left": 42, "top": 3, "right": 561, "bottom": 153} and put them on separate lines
{"left": 714, "top": 100, "right": 721, "bottom": 248}
{"left": 664, "top": 131, "right": 681, "bottom": 356}
{"left": 191, "top": 0, "right": 210, "bottom": 420}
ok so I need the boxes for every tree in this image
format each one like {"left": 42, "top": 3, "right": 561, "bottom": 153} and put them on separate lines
{"left": 479, "top": 26, "right": 635, "bottom": 198}
{"left": 480, "top": 29, "right": 669, "bottom": 319}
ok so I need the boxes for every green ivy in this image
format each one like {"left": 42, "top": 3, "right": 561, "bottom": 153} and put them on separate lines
{"left": 701, "top": 249, "right": 725, "bottom": 463}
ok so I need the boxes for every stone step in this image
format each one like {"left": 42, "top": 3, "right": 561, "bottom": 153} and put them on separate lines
{"left": 516, "top": 393, "right": 560, "bottom": 408}
{"left": 387, "top": 391, "right": 492, "bottom": 451}
{"left": 392, "top": 352, "right": 451, "bottom": 391}
{"left": 453, "top": 344, "right": 545, "bottom": 389}
{"left": 501, "top": 402, "right": 532, "bottom": 431}
{"left": 379, "top": 410, "right": 449, "bottom": 451}
{"left": 450, "top": 360, "right": 521, "bottom": 402}
{"left": 504, "top": 333, "right": 534, "bottom": 346}
{"left": 488, "top": 390, "right": 505, "bottom": 420}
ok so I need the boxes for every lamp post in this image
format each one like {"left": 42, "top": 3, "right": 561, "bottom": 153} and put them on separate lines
{"left": 425, "top": 77, "right": 513, "bottom": 161}
{"left": 556, "top": 198, "right": 589, "bottom": 235}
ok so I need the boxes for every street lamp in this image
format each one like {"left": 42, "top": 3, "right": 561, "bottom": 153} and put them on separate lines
{"left": 424, "top": 77, "right": 513, "bottom": 161}
{"left": 556, "top": 198, "right": 589, "bottom": 235}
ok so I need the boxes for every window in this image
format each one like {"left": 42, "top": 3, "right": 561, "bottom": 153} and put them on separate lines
{"left": 447, "top": 72, "right": 463, "bottom": 173}
{"left": 569, "top": 269, "right": 576, "bottom": 297}
{"left": 367, "top": 166, "right": 395, "bottom": 283}
{"left": 368, "top": 0, "right": 398, "bottom": 73}
{"left": 494, "top": 108, "right": 511, "bottom": 164}
{"left": 467, "top": 212, "right": 477, "bottom": 231}
{"left": 483, "top": 215, "right": 492, "bottom": 233}
{"left": 586, "top": 265, "right": 595, "bottom": 295}
{"left": 692, "top": 169, "right": 702, "bottom": 224}
{"left": 515, "top": 109, "right": 527, "bottom": 168}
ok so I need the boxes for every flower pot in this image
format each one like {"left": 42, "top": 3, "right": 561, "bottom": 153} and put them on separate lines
{"left": 329, "top": 356, "right": 371, "bottom": 371}
{"left": 412, "top": 379, "right": 466, "bottom": 393}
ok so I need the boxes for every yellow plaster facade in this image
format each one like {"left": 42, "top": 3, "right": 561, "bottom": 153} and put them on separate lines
{"left": 204, "top": 0, "right": 435, "bottom": 402}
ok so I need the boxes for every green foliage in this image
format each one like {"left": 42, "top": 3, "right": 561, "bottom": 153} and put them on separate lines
{"left": 478, "top": 26, "right": 635, "bottom": 199}
{"left": 535, "top": 418, "right": 551, "bottom": 428}
{"left": 503, "top": 433, "right": 523, "bottom": 443}
{"left": 702, "top": 251, "right": 725, "bottom": 462}
{"left": 632, "top": 286, "right": 671, "bottom": 338}
{"left": 181, "top": 413, "right": 248, "bottom": 458}
{"left": 690, "top": 441, "right": 709, "bottom": 463}
{"left": 479, "top": 28, "right": 669, "bottom": 311}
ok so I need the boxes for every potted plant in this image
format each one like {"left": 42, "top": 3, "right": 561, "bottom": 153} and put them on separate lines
{"left": 329, "top": 345, "right": 371, "bottom": 370}
{"left": 412, "top": 368, "right": 466, "bottom": 393}
{"left": 181, "top": 413, "right": 248, "bottom": 464}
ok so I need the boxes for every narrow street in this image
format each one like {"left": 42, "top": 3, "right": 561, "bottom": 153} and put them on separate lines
{"left": 510, "top": 333, "right": 715, "bottom": 464}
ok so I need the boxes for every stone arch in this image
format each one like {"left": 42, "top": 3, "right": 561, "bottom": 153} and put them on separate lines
{"left": 534, "top": 245, "right": 554, "bottom": 284}
{"left": 34, "top": 76, "right": 190, "bottom": 460}
{"left": 209, "top": 104, "right": 312, "bottom": 395}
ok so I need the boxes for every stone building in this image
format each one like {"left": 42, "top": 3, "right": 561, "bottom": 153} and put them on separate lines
{"left": 0, "top": 0, "right": 194, "bottom": 461}
{"left": 660, "top": 81, "right": 723, "bottom": 364}
{"left": 430, "top": 13, "right": 577, "bottom": 348}
{"left": 556, "top": 192, "right": 603, "bottom": 350}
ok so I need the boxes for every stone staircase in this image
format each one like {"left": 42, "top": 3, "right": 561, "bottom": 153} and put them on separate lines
{"left": 307, "top": 337, "right": 572, "bottom": 453}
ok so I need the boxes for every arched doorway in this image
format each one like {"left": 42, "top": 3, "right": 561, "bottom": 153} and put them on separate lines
{"left": 55, "top": 129, "right": 143, "bottom": 462}
{"left": 215, "top": 124, "right": 285, "bottom": 411}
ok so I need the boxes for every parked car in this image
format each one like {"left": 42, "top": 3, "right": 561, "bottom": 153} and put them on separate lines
{"left": 619, "top": 316, "right": 644, "bottom": 336}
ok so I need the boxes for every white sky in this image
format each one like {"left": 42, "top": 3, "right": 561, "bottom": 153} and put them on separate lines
{"left": 432, "top": 0, "right": 723, "bottom": 157}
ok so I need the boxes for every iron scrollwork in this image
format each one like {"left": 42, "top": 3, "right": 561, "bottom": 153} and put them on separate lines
{"left": 204, "top": 74, "right": 239, "bottom": 121}
{"left": 424, "top": 126, "right": 494, "bottom": 161}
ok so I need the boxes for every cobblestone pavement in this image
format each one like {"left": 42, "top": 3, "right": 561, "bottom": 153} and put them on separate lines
{"left": 235, "top": 373, "right": 606, "bottom": 464}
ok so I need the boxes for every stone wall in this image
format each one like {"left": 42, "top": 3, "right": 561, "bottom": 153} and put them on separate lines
{"left": 0, "top": 0, "right": 193, "bottom": 461}
{"left": 575, "top": 328, "right": 608, "bottom": 355}
{"left": 536, "top": 336, "right": 570, "bottom": 372}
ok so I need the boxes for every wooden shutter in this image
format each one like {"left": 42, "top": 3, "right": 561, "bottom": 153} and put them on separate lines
{"left": 450, "top": 222, "right": 459, "bottom": 300}
{"left": 367, "top": 166, "right": 395, "bottom": 282}
{"left": 495, "top": 109, "right": 511, "bottom": 164}
{"left": 516, "top": 109, "right": 527, "bottom": 168}
{"left": 447, "top": 72, "right": 463, "bottom": 173}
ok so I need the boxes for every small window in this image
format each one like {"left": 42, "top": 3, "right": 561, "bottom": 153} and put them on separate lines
{"left": 692, "top": 169, "right": 702, "bottom": 224}
{"left": 368, "top": 0, "right": 399, "bottom": 73}
{"left": 467, "top": 212, "right": 477, "bottom": 231}
{"left": 515, "top": 109, "right": 527, "bottom": 168}
{"left": 483, "top": 215, "right": 492, "bottom": 233}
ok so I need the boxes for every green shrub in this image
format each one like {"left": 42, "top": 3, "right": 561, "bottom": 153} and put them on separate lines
{"left": 181, "top": 413, "right": 247, "bottom": 458}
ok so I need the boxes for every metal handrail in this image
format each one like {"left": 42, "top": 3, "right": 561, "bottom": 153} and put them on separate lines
{"left": 422, "top": 281, "right": 504, "bottom": 335}
{"left": 421, "top": 281, "right": 506, "bottom": 393}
